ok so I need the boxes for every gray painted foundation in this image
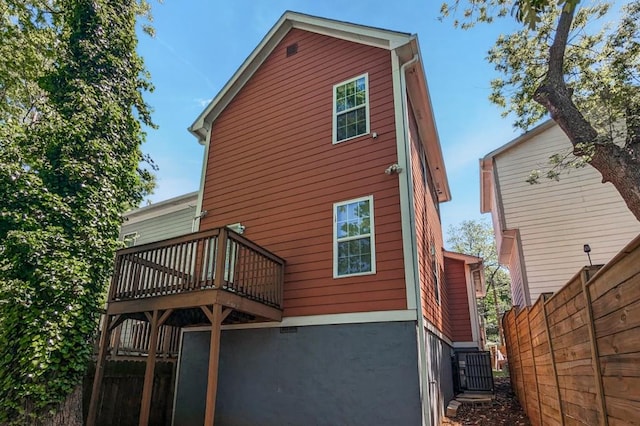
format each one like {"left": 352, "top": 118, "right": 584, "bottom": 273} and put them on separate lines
{"left": 173, "top": 321, "right": 422, "bottom": 426}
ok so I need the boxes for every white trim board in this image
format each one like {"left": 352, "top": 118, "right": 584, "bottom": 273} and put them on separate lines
{"left": 452, "top": 341, "right": 481, "bottom": 349}
{"left": 423, "top": 318, "right": 453, "bottom": 347}
{"left": 181, "top": 310, "right": 417, "bottom": 333}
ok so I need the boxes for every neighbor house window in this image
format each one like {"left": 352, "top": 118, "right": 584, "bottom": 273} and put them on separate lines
{"left": 334, "top": 196, "right": 376, "bottom": 277}
{"left": 123, "top": 232, "right": 138, "bottom": 247}
{"left": 333, "top": 74, "right": 369, "bottom": 143}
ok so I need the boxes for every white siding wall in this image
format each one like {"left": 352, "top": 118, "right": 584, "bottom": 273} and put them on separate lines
{"left": 495, "top": 124, "right": 640, "bottom": 303}
{"left": 120, "top": 206, "right": 196, "bottom": 246}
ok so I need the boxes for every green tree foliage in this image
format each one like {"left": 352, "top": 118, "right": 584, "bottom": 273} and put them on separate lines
{"left": 0, "top": 0, "right": 155, "bottom": 422}
{"left": 447, "top": 220, "right": 512, "bottom": 345}
{"left": 441, "top": 0, "right": 640, "bottom": 221}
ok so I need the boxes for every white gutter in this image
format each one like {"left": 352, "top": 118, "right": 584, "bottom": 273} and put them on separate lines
{"left": 399, "top": 52, "right": 432, "bottom": 426}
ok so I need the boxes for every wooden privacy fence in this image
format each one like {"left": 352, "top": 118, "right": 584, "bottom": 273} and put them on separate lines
{"left": 503, "top": 235, "right": 640, "bottom": 426}
{"left": 83, "top": 361, "right": 175, "bottom": 426}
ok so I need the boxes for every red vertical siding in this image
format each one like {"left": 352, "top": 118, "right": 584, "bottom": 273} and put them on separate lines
{"left": 407, "top": 98, "right": 451, "bottom": 340}
{"left": 199, "top": 29, "right": 406, "bottom": 317}
{"left": 443, "top": 257, "right": 473, "bottom": 342}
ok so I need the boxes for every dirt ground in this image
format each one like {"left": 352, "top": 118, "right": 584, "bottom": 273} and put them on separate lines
{"left": 442, "top": 377, "right": 531, "bottom": 426}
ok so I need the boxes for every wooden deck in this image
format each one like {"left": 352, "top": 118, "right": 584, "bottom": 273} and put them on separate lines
{"left": 88, "top": 227, "right": 285, "bottom": 426}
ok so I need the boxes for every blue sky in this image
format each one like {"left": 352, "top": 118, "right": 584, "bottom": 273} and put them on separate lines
{"left": 137, "top": 0, "right": 523, "bottom": 244}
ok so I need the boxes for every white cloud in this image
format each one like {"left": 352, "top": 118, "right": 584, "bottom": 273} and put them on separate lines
{"left": 194, "top": 97, "right": 213, "bottom": 107}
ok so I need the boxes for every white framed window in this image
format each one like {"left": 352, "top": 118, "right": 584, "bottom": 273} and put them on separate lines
{"left": 123, "top": 232, "right": 138, "bottom": 247}
{"left": 333, "top": 73, "right": 370, "bottom": 144}
{"left": 333, "top": 195, "right": 376, "bottom": 278}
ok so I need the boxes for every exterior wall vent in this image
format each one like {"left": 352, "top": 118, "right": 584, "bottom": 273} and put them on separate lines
{"left": 280, "top": 326, "right": 298, "bottom": 334}
{"left": 286, "top": 43, "right": 298, "bottom": 57}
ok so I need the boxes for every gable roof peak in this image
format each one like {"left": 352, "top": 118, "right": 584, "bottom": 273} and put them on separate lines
{"left": 188, "top": 11, "right": 414, "bottom": 143}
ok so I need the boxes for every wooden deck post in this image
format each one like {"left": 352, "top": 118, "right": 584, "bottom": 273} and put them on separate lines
{"left": 139, "top": 310, "right": 160, "bottom": 426}
{"left": 87, "top": 314, "right": 114, "bottom": 426}
{"left": 204, "top": 304, "right": 224, "bottom": 426}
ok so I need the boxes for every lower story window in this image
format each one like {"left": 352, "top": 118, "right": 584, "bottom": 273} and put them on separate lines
{"left": 334, "top": 195, "right": 376, "bottom": 277}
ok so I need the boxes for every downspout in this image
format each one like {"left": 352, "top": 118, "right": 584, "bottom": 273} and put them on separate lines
{"left": 400, "top": 53, "right": 432, "bottom": 426}
{"left": 192, "top": 125, "right": 212, "bottom": 232}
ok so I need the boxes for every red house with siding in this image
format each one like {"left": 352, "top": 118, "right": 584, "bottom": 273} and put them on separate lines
{"left": 89, "top": 11, "right": 485, "bottom": 426}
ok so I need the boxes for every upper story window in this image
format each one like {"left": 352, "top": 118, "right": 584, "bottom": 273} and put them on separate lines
{"left": 333, "top": 74, "right": 369, "bottom": 143}
{"left": 334, "top": 195, "right": 376, "bottom": 277}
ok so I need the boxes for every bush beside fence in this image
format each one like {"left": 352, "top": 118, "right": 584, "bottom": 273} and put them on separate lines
{"left": 503, "top": 235, "right": 640, "bottom": 426}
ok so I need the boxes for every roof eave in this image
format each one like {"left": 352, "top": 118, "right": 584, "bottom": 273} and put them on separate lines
{"left": 443, "top": 250, "right": 483, "bottom": 265}
{"left": 482, "top": 119, "right": 556, "bottom": 161}
{"left": 402, "top": 38, "right": 451, "bottom": 203}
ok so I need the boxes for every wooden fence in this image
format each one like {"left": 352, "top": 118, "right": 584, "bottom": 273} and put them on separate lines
{"left": 83, "top": 361, "right": 175, "bottom": 426}
{"left": 503, "top": 235, "right": 640, "bottom": 425}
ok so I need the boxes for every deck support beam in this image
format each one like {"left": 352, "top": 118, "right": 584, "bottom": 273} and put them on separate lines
{"left": 139, "top": 309, "right": 173, "bottom": 426}
{"left": 87, "top": 315, "right": 115, "bottom": 426}
{"left": 204, "top": 304, "right": 225, "bottom": 425}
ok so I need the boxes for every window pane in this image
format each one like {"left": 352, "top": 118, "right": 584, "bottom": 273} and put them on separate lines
{"left": 360, "top": 237, "right": 370, "bottom": 254}
{"left": 347, "top": 94, "right": 356, "bottom": 109}
{"left": 336, "top": 98, "right": 347, "bottom": 113}
{"left": 360, "top": 217, "right": 370, "bottom": 235}
{"left": 338, "top": 257, "right": 349, "bottom": 275}
{"left": 346, "top": 81, "right": 355, "bottom": 96}
{"left": 337, "top": 205, "right": 348, "bottom": 221}
{"left": 337, "top": 221, "right": 349, "bottom": 238}
{"left": 361, "top": 254, "right": 371, "bottom": 272}
{"left": 356, "top": 77, "right": 365, "bottom": 92}
{"left": 336, "top": 236, "right": 372, "bottom": 275}
{"left": 358, "top": 200, "right": 370, "bottom": 217}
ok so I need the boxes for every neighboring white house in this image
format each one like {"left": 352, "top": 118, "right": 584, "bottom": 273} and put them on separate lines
{"left": 119, "top": 191, "right": 198, "bottom": 246}
{"left": 480, "top": 120, "right": 640, "bottom": 306}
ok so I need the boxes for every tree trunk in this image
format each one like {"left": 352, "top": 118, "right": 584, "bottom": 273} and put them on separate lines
{"left": 27, "top": 385, "right": 83, "bottom": 426}
{"left": 534, "top": 7, "right": 640, "bottom": 222}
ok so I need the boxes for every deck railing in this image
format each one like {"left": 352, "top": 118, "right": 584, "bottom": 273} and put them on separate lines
{"left": 109, "top": 227, "right": 285, "bottom": 309}
{"left": 109, "top": 319, "right": 181, "bottom": 359}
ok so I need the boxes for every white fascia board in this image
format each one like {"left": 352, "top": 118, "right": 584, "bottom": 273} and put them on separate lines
{"left": 291, "top": 21, "right": 410, "bottom": 50}
{"left": 189, "top": 12, "right": 413, "bottom": 144}
{"left": 403, "top": 39, "right": 451, "bottom": 203}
